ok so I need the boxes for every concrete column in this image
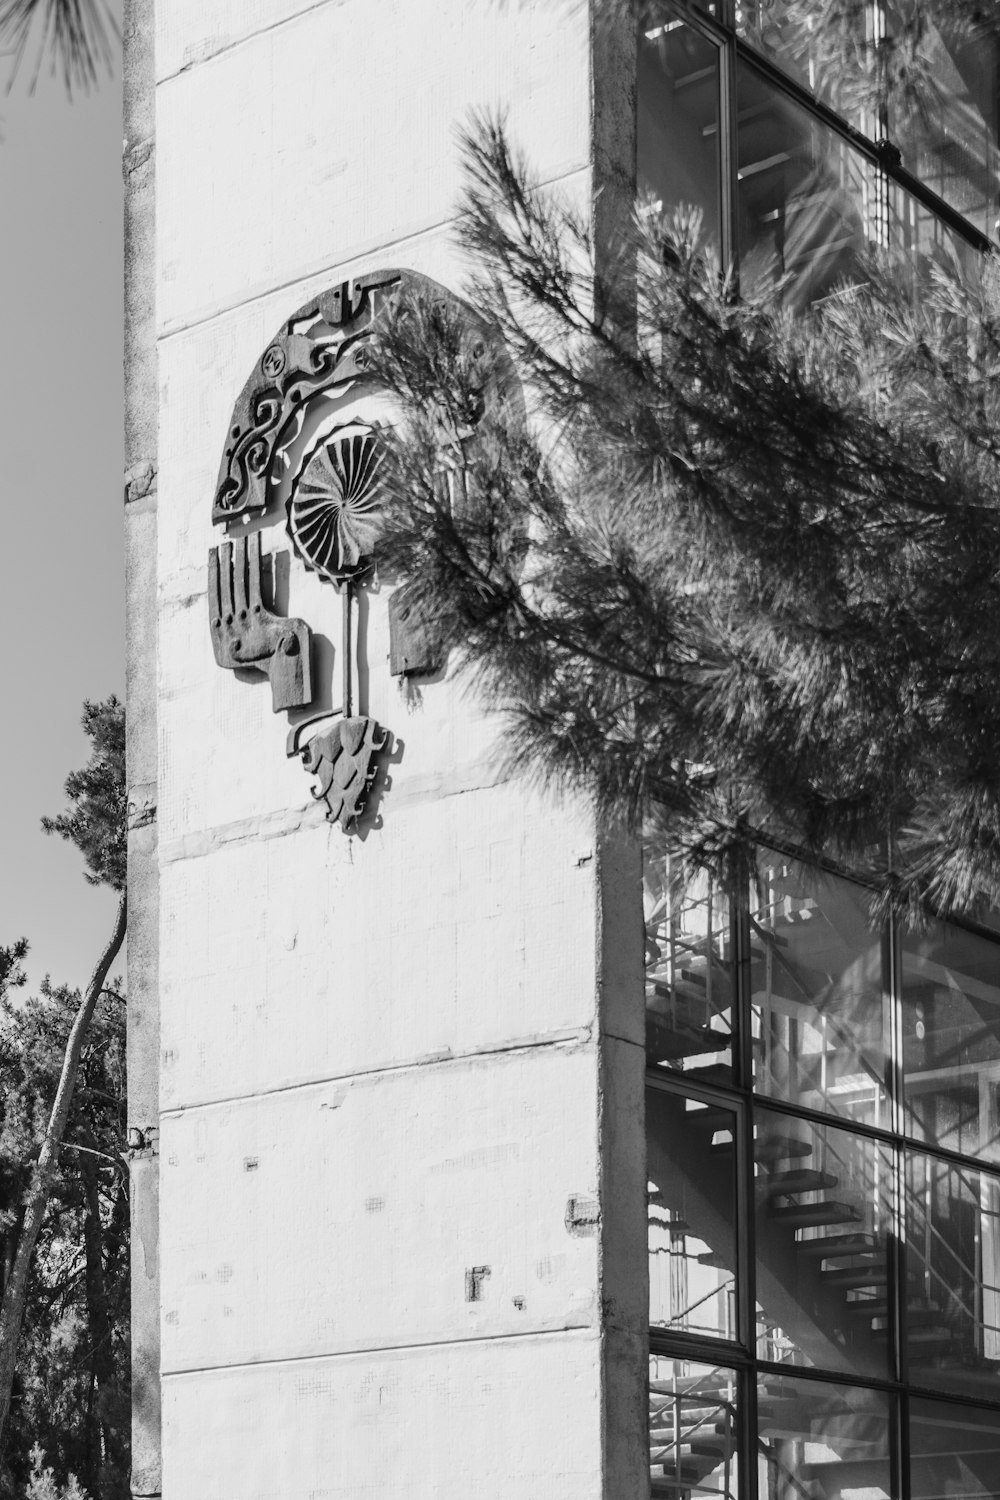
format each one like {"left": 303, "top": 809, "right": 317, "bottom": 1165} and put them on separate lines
{"left": 123, "top": 0, "right": 160, "bottom": 1493}
{"left": 595, "top": 831, "right": 648, "bottom": 1496}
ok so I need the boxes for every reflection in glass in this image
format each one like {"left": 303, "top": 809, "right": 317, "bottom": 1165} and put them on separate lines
{"left": 758, "top": 1374, "right": 892, "bottom": 1500}
{"left": 647, "top": 1085, "right": 739, "bottom": 1340}
{"left": 649, "top": 1357, "right": 740, "bottom": 1499}
{"left": 737, "top": 0, "right": 870, "bottom": 127}
{"left": 645, "top": 849, "right": 734, "bottom": 1077}
{"left": 895, "top": 23, "right": 1000, "bottom": 240}
{"left": 905, "top": 1153, "right": 1000, "bottom": 1398}
{"left": 737, "top": 1, "right": 1000, "bottom": 238}
{"left": 752, "top": 854, "right": 887, "bottom": 1123}
{"left": 755, "top": 1109, "right": 893, "bottom": 1378}
{"left": 902, "top": 920, "right": 1000, "bottom": 1163}
{"left": 638, "top": 17, "right": 721, "bottom": 247}
{"left": 738, "top": 60, "right": 870, "bottom": 307}
{"left": 910, "top": 1396, "right": 1000, "bottom": 1499}
{"left": 738, "top": 61, "right": 971, "bottom": 310}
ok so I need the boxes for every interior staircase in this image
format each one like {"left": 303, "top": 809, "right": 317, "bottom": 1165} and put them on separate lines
{"left": 649, "top": 1364, "right": 1000, "bottom": 1498}
{"left": 644, "top": 858, "right": 1000, "bottom": 1498}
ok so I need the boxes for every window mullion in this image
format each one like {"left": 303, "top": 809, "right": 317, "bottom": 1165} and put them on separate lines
{"left": 718, "top": 33, "right": 739, "bottom": 278}
{"left": 896, "top": 1387, "right": 910, "bottom": 1500}
{"left": 734, "top": 852, "right": 757, "bottom": 1371}
{"left": 885, "top": 907, "right": 911, "bottom": 1409}
{"left": 736, "top": 859, "right": 758, "bottom": 1500}
{"left": 885, "top": 913, "right": 903, "bottom": 1138}
{"left": 741, "top": 1362, "right": 759, "bottom": 1500}
{"left": 735, "top": 1086, "right": 755, "bottom": 1355}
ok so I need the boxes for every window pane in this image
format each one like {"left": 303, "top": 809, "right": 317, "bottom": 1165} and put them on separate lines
{"left": 755, "top": 1109, "right": 894, "bottom": 1378}
{"left": 737, "top": 2, "right": 1000, "bottom": 236}
{"left": 738, "top": 61, "right": 975, "bottom": 310}
{"left": 906, "top": 1152, "right": 1000, "bottom": 1400}
{"left": 647, "top": 0, "right": 721, "bottom": 27}
{"left": 737, "top": 0, "right": 871, "bottom": 129}
{"left": 894, "top": 21, "right": 1000, "bottom": 241}
{"left": 752, "top": 853, "right": 888, "bottom": 1125}
{"left": 649, "top": 1357, "right": 741, "bottom": 1498}
{"left": 738, "top": 60, "right": 874, "bottom": 307}
{"left": 638, "top": 16, "right": 722, "bottom": 248}
{"left": 647, "top": 1084, "right": 739, "bottom": 1340}
{"left": 901, "top": 919, "right": 1000, "bottom": 1163}
{"left": 884, "top": 173, "right": 979, "bottom": 276}
{"left": 645, "top": 849, "right": 734, "bottom": 1078}
{"left": 910, "top": 1396, "right": 1000, "bottom": 1499}
{"left": 758, "top": 1374, "right": 892, "bottom": 1500}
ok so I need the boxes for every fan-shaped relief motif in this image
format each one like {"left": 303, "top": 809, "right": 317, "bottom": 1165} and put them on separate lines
{"left": 287, "top": 421, "right": 386, "bottom": 582}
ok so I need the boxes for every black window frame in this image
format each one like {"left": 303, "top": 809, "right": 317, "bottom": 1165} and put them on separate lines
{"left": 645, "top": 841, "right": 1000, "bottom": 1500}
{"left": 639, "top": 0, "right": 995, "bottom": 287}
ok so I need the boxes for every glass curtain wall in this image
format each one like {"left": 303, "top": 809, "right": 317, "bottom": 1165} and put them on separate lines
{"left": 645, "top": 845, "right": 1000, "bottom": 1498}
{"left": 637, "top": 8, "right": 1000, "bottom": 1494}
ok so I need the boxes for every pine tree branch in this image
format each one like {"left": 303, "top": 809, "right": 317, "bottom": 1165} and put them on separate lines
{"left": 0, "top": 0, "right": 119, "bottom": 95}
{"left": 377, "top": 114, "right": 1000, "bottom": 920}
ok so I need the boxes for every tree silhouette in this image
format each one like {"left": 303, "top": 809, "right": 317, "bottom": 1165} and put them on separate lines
{"left": 0, "top": 700, "right": 127, "bottom": 1495}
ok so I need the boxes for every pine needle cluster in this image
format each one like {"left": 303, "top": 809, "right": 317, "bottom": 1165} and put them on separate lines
{"left": 41, "top": 699, "right": 126, "bottom": 894}
{"left": 374, "top": 118, "right": 1000, "bottom": 923}
{"left": 0, "top": 0, "right": 118, "bottom": 95}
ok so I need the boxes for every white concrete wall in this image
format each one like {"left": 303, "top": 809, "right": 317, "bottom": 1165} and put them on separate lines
{"left": 152, "top": 2, "right": 648, "bottom": 1495}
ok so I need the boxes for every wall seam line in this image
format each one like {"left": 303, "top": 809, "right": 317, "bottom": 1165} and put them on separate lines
{"left": 157, "top": 0, "right": 345, "bottom": 85}
{"left": 161, "top": 1323, "right": 597, "bottom": 1381}
{"left": 154, "top": 163, "right": 590, "bottom": 343}
{"left": 159, "top": 1029, "right": 597, "bottom": 1118}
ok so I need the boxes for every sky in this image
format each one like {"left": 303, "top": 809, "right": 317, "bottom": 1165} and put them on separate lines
{"left": 0, "top": 25, "right": 124, "bottom": 990}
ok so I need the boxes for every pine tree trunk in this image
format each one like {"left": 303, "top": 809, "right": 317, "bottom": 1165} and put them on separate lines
{"left": 0, "top": 893, "right": 127, "bottom": 1449}
{"left": 80, "top": 1143, "right": 118, "bottom": 1491}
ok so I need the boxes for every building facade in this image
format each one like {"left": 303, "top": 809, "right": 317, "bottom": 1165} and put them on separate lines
{"left": 124, "top": 2, "right": 1000, "bottom": 1497}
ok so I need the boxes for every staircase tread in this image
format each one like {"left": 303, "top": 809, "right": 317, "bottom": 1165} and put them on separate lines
{"left": 681, "top": 1063, "right": 735, "bottom": 1086}
{"left": 846, "top": 1299, "right": 941, "bottom": 1318}
{"left": 648, "top": 1428, "right": 726, "bottom": 1446}
{"left": 651, "top": 1405, "right": 730, "bottom": 1425}
{"left": 685, "top": 1103, "right": 734, "bottom": 1125}
{"left": 696, "top": 1250, "right": 728, "bottom": 1268}
{"left": 769, "top": 1200, "right": 862, "bottom": 1227}
{"left": 764, "top": 1169, "right": 839, "bottom": 1195}
{"left": 873, "top": 1325, "right": 953, "bottom": 1344}
{"left": 717, "top": 1134, "right": 812, "bottom": 1159}
{"left": 822, "top": 1262, "right": 889, "bottom": 1288}
{"left": 798, "top": 1232, "right": 877, "bottom": 1257}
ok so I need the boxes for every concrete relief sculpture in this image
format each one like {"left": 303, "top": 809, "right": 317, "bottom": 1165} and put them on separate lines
{"left": 208, "top": 269, "right": 481, "bottom": 832}
{"left": 286, "top": 714, "right": 390, "bottom": 830}
{"left": 208, "top": 531, "right": 312, "bottom": 712}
